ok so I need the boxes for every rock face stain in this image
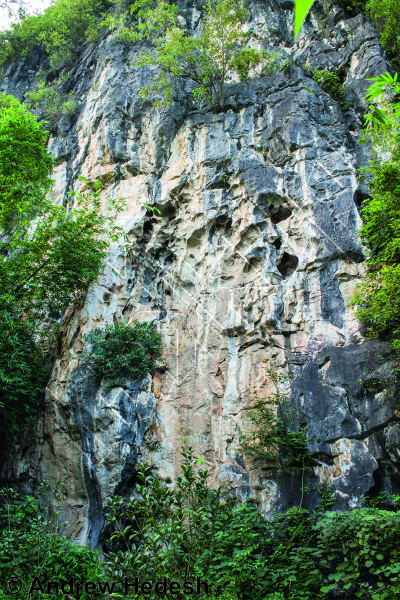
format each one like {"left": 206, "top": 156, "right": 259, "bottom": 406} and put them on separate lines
{"left": 1, "top": 1, "right": 400, "bottom": 545}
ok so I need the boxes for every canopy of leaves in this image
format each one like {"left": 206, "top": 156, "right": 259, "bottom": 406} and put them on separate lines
{"left": 0, "top": 93, "right": 53, "bottom": 239}
{"left": 0, "top": 0, "right": 112, "bottom": 69}
{"left": 82, "top": 320, "right": 165, "bottom": 386}
{"left": 117, "top": 0, "right": 262, "bottom": 110}
{"left": 0, "top": 95, "right": 125, "bottom": 444}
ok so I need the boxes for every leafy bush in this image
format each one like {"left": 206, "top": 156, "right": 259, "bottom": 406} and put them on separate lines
{"left": 240, "top": 367, "right": 309, "bottom": 467}
{"left": 312, "top": 69, "right": 347, "bottom": 107}
{"left": 0, "top": 484, "right": 104, "bottom": 599}
{"left": 24, "top": 79, "right": 79, "bottom": 122}
{"left": 105, "top": 445, "right": 268, "bottom": 600}
{"left": 0, "top": 0, "right": 112, "bottom": 69}
{"left": 82, "top": 320, "right": 165, "bottom": 386}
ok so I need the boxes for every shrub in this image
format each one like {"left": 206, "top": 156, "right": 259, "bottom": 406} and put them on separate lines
{"left": 105, "top": 445, "right": 269, "bottom": 599}
{"left": 82, "top": 320, "right": 165, "bottom": 386}
{"left": 313, "top": 69, "right": 347, "bottom": 107}
{"left": 24, "top": 80, "right": 79, "bottom": 122}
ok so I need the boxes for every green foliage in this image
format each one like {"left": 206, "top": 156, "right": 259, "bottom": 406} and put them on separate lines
{"left": 367, "top": 0, "right": 400, "bottom": 70}
{"left": 0, "top": 299, "right": 46, "bottom": 442}
{"left": 0, "top": 93, "right": 53, "bottom": 238}
{"left": 116, "top": 0, "right": 263, "bottom": 111}
{"left": 0, "top": 0, "right": 111, "bottom": 69}
{"left": 334, "top": 0, "right": 368, "bottom": 17}
{"left": 0, "top": 484, "right": 104, "bottom": 599}
{"left": 364, "top": 71, "right": 400, "bottom": 131}
{"left": 82, "top": 320, "right": 165, "bottom": 386}
{"left": 315, "top": 508, "right": 400, "bottom": 598}
{"left": 24, "top": 79, "right": 79, "bottom": 123}
{"left": 349, "top": 75, "right": 400, "bottom": 350}
{"left": 312, "top": 69, "right": 347, "bottom": 107}
{"left": 105, "top": 444, "right": 268, "bottom": 599}
{"left": 240, "top": 366, "right": 309, "bottom": 467}
{"left": 104, "top": 445, "right": 400, "bottom": 600}
{"left": 0, "top": 95, "right": 125, "bottom": 444}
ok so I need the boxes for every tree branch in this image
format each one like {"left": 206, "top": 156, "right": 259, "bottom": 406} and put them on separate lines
{"left": 14, "top": 223, "right": 91, "bottom": 294}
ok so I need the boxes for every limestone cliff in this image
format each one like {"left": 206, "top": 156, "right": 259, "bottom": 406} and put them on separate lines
{"left": 1, "top": 0, "right": 400, "bottom": 549}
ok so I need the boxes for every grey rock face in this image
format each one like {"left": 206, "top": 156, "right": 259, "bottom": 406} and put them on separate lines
{"left": 1, "top": 0, "right": 399, "bottom": 545}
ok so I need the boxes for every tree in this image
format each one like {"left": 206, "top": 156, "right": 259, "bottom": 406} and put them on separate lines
{"left": 0, "top": 0, "right": 111, "bottom": 69}
{"left": 367, "top": 0, "right": 400, "bottom": 70}
{"left": 349, "top": 73, "right": 400, "bottom": 352}
{"left": 0, "top": 94, "right": 125, "bottom": 444}
{"left": 118, "top": 0, "right": 263, "bottom": 111}
{"left": 240, "top": 366, "right": 309, "bottom": 467}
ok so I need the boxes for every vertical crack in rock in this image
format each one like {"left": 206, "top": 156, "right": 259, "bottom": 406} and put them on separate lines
{"left": 69, "top": 369, "right": 103, "bottom": 549}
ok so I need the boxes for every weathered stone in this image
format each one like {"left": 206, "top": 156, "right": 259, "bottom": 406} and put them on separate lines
{"left": 1, "top": 0, "right": 399, "bottom": 546}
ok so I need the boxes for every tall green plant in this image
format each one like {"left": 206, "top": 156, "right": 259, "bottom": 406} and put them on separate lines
{"left": 116, "top": 0, "right": 262, "bottom": 111}
{"left": 105, "top": 444, "right": 268, "bottom": 600}
{"left": 240, "top": 366, "right": 309, "bottom": 467}
{"left": 0, "top": 95, "right": 125, "bottom": 444}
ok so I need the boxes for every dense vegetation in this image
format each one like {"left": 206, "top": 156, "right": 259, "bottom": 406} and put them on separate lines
{"left": 349, "top": 72, "right": 400, "bottom": 360}
{"left": 0, "top": 0, "right": 112, "bottom": 69}
{"left": 82, "top": 320, "right": 165, "bottom": 386}
{"left": 0, "top": 94, "right": 125, "bottom": 444}
{"left": 0, "top": 485, "right": 103, "bottom": 599}
{"left": 1, "top": 449, "right": 400, "bottom": 599}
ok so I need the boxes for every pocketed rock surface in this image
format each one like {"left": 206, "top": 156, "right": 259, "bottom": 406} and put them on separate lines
{"left": 1, "top": 0, "right": 399, "bottom": 547}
